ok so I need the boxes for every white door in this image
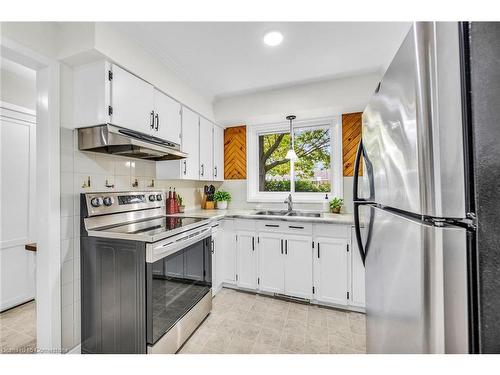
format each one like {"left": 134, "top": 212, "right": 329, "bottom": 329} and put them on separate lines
{"left": 110, "top": 64, "right": 154, "bottom": 134}
{"left": 258, "top": 232, "right": 284, "bottom": 294}
{"left": 153, "top": 89, "right": 182, "bottom": 145}
{"left": 0, "top": 109, "right": 36, "bottom": 311}
{"left": 199, "top": 118, "right": 213, "bottom": 180}
{"left": 236, "top": 231, "right": 257, "bottom": 290}
{"left": 314, "top": 237, "right": 349, "bottom": 306}
{"left": 180, "top": 107, "right": 200, "bottom": 180}
{"left": 221, "top": 220, "right": 236, "bottom": 284}
{"left": 350, "top": 228, "right": 366, "bottom": 307}
{"left": 213, "top": 125, "right": 224, "bottom": 181}
{"left": 284, "top": 235, "right": 313, "bottom": 299}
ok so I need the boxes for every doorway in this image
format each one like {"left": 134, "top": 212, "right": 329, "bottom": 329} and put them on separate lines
{"left": 0, "top": 57, "right": 37, "bottom": 353}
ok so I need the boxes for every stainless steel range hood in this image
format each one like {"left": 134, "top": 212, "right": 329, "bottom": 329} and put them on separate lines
{"left": 78, "top": 124, "right": 187, "bottom": 160}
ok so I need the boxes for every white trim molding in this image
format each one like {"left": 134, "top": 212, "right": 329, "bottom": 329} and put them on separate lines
{"left": 2, "top": 36, "right": 62, "bottom": 353}
{"left": 247, "top": 115, "right": 343, "bottom": 203}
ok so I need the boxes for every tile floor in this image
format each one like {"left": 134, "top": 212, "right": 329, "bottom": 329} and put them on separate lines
{"left": 179, "top": 288, "right": 366, "bottom": 354}
{"left": 0, "top": 301, "right": 37, "bottom": 354}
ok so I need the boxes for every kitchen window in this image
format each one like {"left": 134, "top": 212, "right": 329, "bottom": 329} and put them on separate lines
{"left": 247, "top": 116, "right": 342, "bottom": 202}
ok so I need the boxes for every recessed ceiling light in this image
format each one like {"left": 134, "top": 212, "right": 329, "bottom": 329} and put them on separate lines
{"left": 263, "top": 31, "right": 283, "bottom": 47}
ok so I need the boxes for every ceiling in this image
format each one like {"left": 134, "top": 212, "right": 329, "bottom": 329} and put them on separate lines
{"left": 107, "top": 22, "right": 411, "bottom": 99}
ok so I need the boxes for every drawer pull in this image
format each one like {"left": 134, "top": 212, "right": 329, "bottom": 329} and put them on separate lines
{"left": 265, "top": 224, "right": 279, "bottom": 228}
{"left": 289, "top": 225, "right": 304, "bottom": 229}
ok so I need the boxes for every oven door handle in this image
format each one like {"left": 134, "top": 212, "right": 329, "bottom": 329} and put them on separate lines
{"left": 147, "top": 226, "right": 212, "bottom": 263}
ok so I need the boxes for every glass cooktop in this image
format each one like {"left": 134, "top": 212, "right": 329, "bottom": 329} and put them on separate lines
{"left": 99, "top": 216, "right": 207, "bottom": 237}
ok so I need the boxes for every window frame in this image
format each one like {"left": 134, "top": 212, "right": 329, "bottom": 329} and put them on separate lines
{"left": 247, "top": 116, "right": 343, "bottom": 203}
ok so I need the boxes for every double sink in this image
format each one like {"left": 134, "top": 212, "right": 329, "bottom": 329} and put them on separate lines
{"left": 254, "top": 210, "right": 322, "bottom": 218}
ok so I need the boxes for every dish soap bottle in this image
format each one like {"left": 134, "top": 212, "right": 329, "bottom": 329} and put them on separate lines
{"left": 322, "top": 194, "right": 330, "bottom": 213}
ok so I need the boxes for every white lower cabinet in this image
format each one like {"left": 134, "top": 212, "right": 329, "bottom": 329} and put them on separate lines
{"left": 236, "top": 231, "right": 257, "bottom": 289}
{"left": 313, "top": 237, "right": 349, "bottom": 306}
{"left": 257, "top": 232, "right": 312, "bottom": 300}
{"left": 220, "top": 219, "right": 236, "bottom": 285}
{"left": 350, "top": 227, "right": 366, "bottom": 308}
{"left": 258, "top": 232, "right": 285, "bottom": 294}
{"left": 215, "top": 219, "right": 365, "bottom": 312}
{"left": 284, "top": 235, "right": 313, "bottom": 300}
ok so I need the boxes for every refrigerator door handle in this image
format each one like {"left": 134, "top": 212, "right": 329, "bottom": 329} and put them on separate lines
{"left": 353, "top": 138, "right": 375, "bottom": 203}
{"left": 354, "top": 202, "right": 366, "bottom": 266}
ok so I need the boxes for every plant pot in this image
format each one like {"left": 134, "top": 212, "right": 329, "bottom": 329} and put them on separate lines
{"left": 217, "top": 201, "right": 228, "bottom": 210}
{"left": 330, "top": 207, "right": 341, "bottom": 214}
{"left": 178, "top": 205, "right": 185, "bottom": 213}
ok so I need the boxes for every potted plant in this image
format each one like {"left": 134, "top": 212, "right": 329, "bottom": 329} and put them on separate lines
{"left": 213, "top": 190, "right": 231, "bottom": 210}
{"left": 176, "top": 194, "right": 185, "bottom": 213}
{"left": 329, "top": 197, "right": 344, "bottom": 214}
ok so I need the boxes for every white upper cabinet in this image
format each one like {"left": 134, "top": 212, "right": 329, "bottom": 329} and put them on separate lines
{"left": 153, "top": 89, "right": 182, "bottom": 145}
{"left": 314, "top": 237, "right": 349, "bottom": 306}
{"left": 213, "top": 125, "right": 224, "bottom": 181}
{"left": 180, "top": 107, "right": 200, "bottom": 180}
{"left": 199, "top": 118, "right": 213, "bottom": 180}
{"left": 111, "top": 64, "right": 155, "bottom": 135}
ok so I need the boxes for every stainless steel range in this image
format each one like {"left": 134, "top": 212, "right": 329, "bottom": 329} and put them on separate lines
{"left": 80, "top": 191, "right": 213, "bottom": 354}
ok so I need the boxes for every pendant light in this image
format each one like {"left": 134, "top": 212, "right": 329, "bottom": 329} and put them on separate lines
{"left": 285, "top": 115, "right": 298, "bottom": 161}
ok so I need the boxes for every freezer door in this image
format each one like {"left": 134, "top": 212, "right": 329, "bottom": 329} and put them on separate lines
{"left": 365, "top": 206, "right": 468, "bottom": 353}
{"left": 362, "top": 22, "right": 465, "bottom": 218}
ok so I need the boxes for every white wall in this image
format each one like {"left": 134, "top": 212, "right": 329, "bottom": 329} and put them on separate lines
{"left": 215, "top": 73, "right": 377, "bottom": 213}
{"left": 0, "top": 58, "right": 37, "bottom": 110}
{"left": 214, "top": 72, "right": 380, "bottom": 126}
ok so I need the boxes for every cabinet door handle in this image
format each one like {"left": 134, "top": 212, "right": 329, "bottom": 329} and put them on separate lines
{"left": 155, "top": 113, "right": 159, "bottom": 131}
{"left": 183, "top": 160, "right": 187, "bottom": 175}
{"left": 281, "top": 239, "right": 283, "bottom": 254}
{"left": 214, "top": 166, "right": 217, "bottom": 178}
{"left": 317, "top": 243, "right": 320, "bottom": 258}
{"left": 285, "top": 240, "right": 288, "bottom": 255}
{"left": 150, "top": 111, "right": 155, "bottom": 129}
{"left": 211, "top": 239, "right": 215, "bottom": 254}
{"left": 200, "top": 164, "right": 204, "bottom": 177}
{"left": 252, "top": 237, "right": 255, "bottom": 251}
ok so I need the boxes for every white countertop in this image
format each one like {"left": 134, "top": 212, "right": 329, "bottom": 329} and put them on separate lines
{"left": 168, "top": 208, "right": 356, "bottom": 225}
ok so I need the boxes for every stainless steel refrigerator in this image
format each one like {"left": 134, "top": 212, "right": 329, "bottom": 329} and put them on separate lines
{"left": 353, "top": 22, "right": 500, "bottom": 354}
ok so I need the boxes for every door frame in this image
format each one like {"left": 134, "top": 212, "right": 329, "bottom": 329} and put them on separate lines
{"left": 1, "top": 37, "right": 61, "bottom": 352}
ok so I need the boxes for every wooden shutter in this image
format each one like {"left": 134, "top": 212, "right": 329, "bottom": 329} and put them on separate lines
{"left": 224, "top": 125, "right": 247, "bottom": 179}
{"left": 342, "top": 112, "right": 363, "bottom": 176}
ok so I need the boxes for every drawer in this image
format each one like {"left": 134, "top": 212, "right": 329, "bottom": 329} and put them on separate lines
{"left": 313, "top": 223, "right": 350, "bottom": 238}
{"left": 256, "top": 220, "right": 286, "bottom": 232}
{"left": 256, "top": 220, "right": 312, "bottom": 234}
{"left": 234, "top": 219, "right": 256, "bottom": 231}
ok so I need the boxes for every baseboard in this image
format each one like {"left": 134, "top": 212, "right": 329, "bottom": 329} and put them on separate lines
{"left": 67, "top": 344, "right": 81, "bottom": 354}
{"left": 0, "top": 296, "right": 35, "bottom": 313}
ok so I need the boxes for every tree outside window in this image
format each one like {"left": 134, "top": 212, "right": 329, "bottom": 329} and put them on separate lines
{"left": 258, "top": 126, "right": 331, "bottom": 193}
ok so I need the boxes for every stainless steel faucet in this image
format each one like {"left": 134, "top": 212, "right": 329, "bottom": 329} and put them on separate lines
{"left": 284, "top": 194, "right": 293, "bottom": 212}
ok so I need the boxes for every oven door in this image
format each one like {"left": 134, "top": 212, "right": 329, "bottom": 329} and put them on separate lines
{"left": 146, "top": 232, "right": 212, "bottom": 346}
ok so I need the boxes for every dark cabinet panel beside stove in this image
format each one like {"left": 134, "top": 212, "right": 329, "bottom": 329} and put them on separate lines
{"left": 81, "top": 237, "right": 146, "bottom": 354}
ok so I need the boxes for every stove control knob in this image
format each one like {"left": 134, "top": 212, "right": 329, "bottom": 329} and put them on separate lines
{"left": 90, "top": 197, "right": 103, "bottom": 207}
{"left": 103, "top": 197, "right": 114, "bottom": 206}
{"left": 148, "top": 194, "right": 156, "bottom": 202}
{"left": 156, "top": 194, "right": 162, "bottom": 201}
